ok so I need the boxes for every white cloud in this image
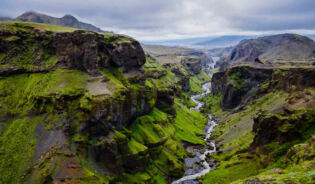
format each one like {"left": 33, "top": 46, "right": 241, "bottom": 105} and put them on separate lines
{"left": 0, "top": 0, "right": 314, "bottom": 41}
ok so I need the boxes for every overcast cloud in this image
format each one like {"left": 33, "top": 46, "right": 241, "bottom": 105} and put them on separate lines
{"left": 1, "top": 0, "right": 315, "bottom": 41}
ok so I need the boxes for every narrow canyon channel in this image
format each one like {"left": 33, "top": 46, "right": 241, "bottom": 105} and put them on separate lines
{"left": 172, "top": 60, "right": 219, "bottom": 184}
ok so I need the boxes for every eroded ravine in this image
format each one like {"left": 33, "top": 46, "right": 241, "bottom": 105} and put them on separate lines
{"left": 172, "top": 81, "right": 218, "bottom": 184}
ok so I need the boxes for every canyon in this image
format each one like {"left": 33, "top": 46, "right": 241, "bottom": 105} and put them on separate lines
{"left": 0, "top": 19, "right": 314, "bottom": 184}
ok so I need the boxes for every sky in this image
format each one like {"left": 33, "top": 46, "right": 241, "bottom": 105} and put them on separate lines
{"left": 1, "top": 0, "right": 315, "bottom": 41}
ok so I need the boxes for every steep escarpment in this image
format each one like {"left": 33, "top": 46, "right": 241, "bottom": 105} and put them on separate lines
{"left": 0, "top": 22, "right": 210, "bottom": 184}
{"left": 199, "top": 65, "right": 315, "bottom": 184}
{"left": 211, "top": 66, "right": 315, "bottom": 109}
{"left": 211, "top": 66, "right": 273, "bottom": 109}
{"left": 0, "top": 22, "right": 144, "bottom": 75}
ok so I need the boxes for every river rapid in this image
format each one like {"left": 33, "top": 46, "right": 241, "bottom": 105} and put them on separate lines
{"left": 172, "top": 82, "right": 218, "bottom": 184}
{"left": 172, "top": 59, "right": 218, "bottom": 184}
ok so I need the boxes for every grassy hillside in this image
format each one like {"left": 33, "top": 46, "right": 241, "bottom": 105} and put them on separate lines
{"left": 200, "top": 65, "right": 315, "bottom": 184}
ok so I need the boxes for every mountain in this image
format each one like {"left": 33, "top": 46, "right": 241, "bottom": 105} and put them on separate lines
{"left": 14, "top": 11, "right": 106, "bottom": 33}
{"left": 194, "top": 35, "right": 255, "bottom": 48}
{"left": 142, "top": 36, "right": 216, "bottom": 47}
{"left": 217, "top": 33, "right": 315, "bottom": 70}
{"left": 142, "top": 35, "right": 257, "bottom": 49}
{"left": 0, "top": 17, "right": 12, "bottom": 21}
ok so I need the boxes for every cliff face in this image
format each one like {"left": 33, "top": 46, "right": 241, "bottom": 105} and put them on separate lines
{"left": 211, "top": 66, "right": 273, "bottom": 109}
{"left": 211, "top": 66, "right": 315, "bottom": 109}
{"left": 0, "top": 22, "right": 210, "bottom": 184}
{"left": 250, "top": 108, "right": 315, "bottom": 154}
{"left": 0, "top": 23, "right": 145, "bottom": 76}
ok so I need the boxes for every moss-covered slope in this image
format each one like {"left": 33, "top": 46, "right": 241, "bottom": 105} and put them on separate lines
{"left": 0, "top": 22, "right": 211, "bottom": 184}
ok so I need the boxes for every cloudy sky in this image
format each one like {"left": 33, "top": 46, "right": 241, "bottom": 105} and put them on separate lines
{"left": 1, "top": 0, "right": 315, "bottom": 41}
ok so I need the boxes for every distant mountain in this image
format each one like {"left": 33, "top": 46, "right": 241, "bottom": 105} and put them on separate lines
{"left": 193, "top": 35, "right": 256, "bottom": 48}
{"left": 0, "top": 17, "right": 12, "bottom": 21}
{"left": 142, "top": 37, "right": 216, "bottom": 47}
{"left": 142, "top": 35, "right": 257, "bottom": 49}
{"left": 217, "top": 33, "right": 315, "bottom": 70}
{"left": 14, "top": 11, "right": 106, "bottom": 33}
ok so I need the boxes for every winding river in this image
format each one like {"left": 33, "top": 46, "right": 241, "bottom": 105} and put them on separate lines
{"left": 172, "top": 59, "right": 218, "bottom": 184}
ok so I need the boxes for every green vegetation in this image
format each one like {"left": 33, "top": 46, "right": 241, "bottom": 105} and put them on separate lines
{"left": 200, "top": 94, "right": 222, "bottom": 116}
{"left": 200, "top": 91, "right": 293, "bottom": 183}
{"left": 228, "top": 71, "right": 243, "bottom": 89}
{"left": 201, "top": 155, "right": 260, "bottom": 184}
{"left": 0, "top": 22, "right": 216, "bottom": 183}
{"left": 0, "top": 21, "right": 78, "bottom": 32}
{"left": 174, "top": 99, "right": 207, "bottom": 145}
{"left": 0, "top": 117, "right": 40, "bottom": 184}
{"left": 190, "top": 70, "right": 211, "bottom": 94}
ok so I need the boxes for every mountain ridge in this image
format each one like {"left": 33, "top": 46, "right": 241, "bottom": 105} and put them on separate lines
{"left": 216, "top": 33, "right": 315, "bottom": 70}
{"left": 10, "top": 11, "right": 107, "bottom": 33}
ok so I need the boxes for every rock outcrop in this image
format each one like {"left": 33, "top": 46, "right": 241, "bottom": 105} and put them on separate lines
{"left": 249, "top": 108, "right": 315, "bottom": 154}
{"left": 0, "top": 23, "right": 145, "bottom": 75}
{"left": 211, "top": 66, "right": 273, "bottom": 109}
{"left": 211, "top": 66, "right": 315, "bottom": 110}
{"left": 181, "top": 56, "right": 201, "bottom": 74}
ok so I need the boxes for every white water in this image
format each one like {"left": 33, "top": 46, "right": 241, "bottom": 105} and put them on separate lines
{"left": 172, "top": 81, "right": 218, "bottom": 184}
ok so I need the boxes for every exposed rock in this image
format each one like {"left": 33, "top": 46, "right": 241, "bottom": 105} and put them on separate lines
{"left": 181, "top": 56, "right": 202, "bottom": 74}
{"left": 211, "top": 66, "right": 315, "bottom": 110}
{"left": 156, "top": 89, "right": 175, "bottom": 110}
{"left": 211, "top": 66, "right": 273, "bottom": 109}
{"left": 217, "top": 33, "right": 315, "bottom": 70}
{"left": 249, "top": 108, "right": 315, "bottom": 154}
{"left": 0, "top": 23, "right": 145, "bottom": 75}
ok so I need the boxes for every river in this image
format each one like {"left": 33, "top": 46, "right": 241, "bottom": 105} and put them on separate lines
{"left": 172, "top": 81, "right": 218, "bottom": 184}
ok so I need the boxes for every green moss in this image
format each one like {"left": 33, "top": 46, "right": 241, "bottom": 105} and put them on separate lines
{"left": 174, "top": 99, "right": 207, "bottom": 145}
{"left": 4, "top": 35, "right": 20, "bottom": 42}
{"left": 275, "top": 68, "right": 288, "bottom": 76}
{"left": 201, "top": 156, "right": 259, "bottom": 184}
{"left": 43, "top": 55, "right": 58, "bottom": 68}
{"left": 0, "top": 116, "right": 40, "bottom": 184}
{"left": 101, "top": 68, "right": 128, "bottom": 92}
{"left": 128, "top": 138, "right": 148, "bottom": 155}
{"left": 182, "top": 92, "right": 197, "bottom": 107}
{"left": 0, "top": 21, "right": 78, "bottom": 32}
{"left": 190, "top": 76, "right": 203, "bottom": 93}
{"left": 189, "top": 70, "right": 211, "bottom": 94}
{"left": 131, "top": 108, "right": 173, "bottom": 145}
{"left": 200, "top": 94, "right": 222, "bottom": 116}
{"left": 228, "top": 71, "right": 243, "bottom": 89}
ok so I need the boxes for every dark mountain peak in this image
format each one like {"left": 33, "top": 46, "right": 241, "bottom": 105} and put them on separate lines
{"left": 14, "top": 11, "right": 106, "bottom": 33}
{"left": 61, "top": 14, "right": 78, "bottom": 21}
{"left": 61, "top": 14, "right": 79, "bottom": 25}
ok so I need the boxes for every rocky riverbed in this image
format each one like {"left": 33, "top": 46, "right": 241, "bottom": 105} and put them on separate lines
{"left": 172, "top": 82, "right": 218, "bottom": 184}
